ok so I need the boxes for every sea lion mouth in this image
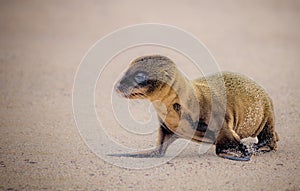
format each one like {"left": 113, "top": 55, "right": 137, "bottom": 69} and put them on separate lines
{"left": 118, "top": 92, "right": 146, "bottom": 99}
{"left": 124, "top": 90, "right": 147, "bottom": 99}
{"left": 115, "top": 84, "right": 146, "bottom": 99}
{"left": 119, "top": 90, "right": 144, "bottom": 98}
{"left": 128, "top": 92, "right": 145, "bottom": 97}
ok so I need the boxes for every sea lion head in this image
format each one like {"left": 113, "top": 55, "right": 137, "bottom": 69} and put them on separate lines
{"left": 115, "top": 55, "right": 176, "bottom": 99}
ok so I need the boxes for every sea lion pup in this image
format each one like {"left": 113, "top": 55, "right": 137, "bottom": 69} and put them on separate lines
{"left": 111, "top": 55, "right": 279, "bottom": 161}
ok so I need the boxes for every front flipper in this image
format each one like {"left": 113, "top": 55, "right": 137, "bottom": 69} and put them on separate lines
{"left": 108, "top": 121, "right": 177, "bottom": 158}
{"left": 108, "top": 148, "right": 163, "bottom": 158}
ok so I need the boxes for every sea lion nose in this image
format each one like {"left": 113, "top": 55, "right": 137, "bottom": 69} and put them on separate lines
{"left": 115, "top": 81, "right": 128, "bottom": 93}
{"left": 115, "top": 82, "right": 122, "bottom": 92}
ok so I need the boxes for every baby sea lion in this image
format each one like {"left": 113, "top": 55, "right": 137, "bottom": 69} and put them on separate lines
{"left": 112, "top": 55, "right": 279, "bottom": 161}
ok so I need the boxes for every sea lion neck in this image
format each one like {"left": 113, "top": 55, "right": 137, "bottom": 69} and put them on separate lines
{"left": 148, "top": 70, "right": 200, "bottom": 121}
{"left": 148, "top": 70, "right": 191, "bottom": 104}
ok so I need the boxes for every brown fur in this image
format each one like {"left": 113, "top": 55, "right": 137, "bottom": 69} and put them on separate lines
{"left": 114, "top": 55, "right": 279, "bottom": 161}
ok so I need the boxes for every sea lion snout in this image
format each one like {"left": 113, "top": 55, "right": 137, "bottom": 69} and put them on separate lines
{"left": 114, "top": 82, "right": 125, "bottom": 95}
{"left": 114, "top": 80, "right": 134, "bottom": 98}
{"left": 115, "top": 74, "right": 149, "bottom": 99}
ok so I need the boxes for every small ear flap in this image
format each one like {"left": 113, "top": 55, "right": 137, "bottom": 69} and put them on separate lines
{"left": 173, "top": 103, "right": 181, "bottom": 117}
{"left": 173, "top": 103, "right": 181, "bottom": 112}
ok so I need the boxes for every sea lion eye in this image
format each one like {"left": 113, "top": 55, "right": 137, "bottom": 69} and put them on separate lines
{"left": 134, "top": 72, "right": 147, "bottom": 84}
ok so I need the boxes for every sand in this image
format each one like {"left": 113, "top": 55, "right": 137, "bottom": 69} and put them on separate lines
{"left": 0, "top": 0, "right": 299, "bottom": 190}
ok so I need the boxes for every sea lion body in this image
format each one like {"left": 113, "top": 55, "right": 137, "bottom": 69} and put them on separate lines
{"left": 113, "top": 55, "right": 279, "bottom": 161}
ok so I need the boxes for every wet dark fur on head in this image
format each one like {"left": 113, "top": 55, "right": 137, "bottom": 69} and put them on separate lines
{"left": 116, "top": 55, "right": 176, "bottom": 99}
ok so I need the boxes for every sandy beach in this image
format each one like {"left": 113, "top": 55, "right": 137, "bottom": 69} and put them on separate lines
{"left": 0, "top": 1, "right": 299, "bottom": 190}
